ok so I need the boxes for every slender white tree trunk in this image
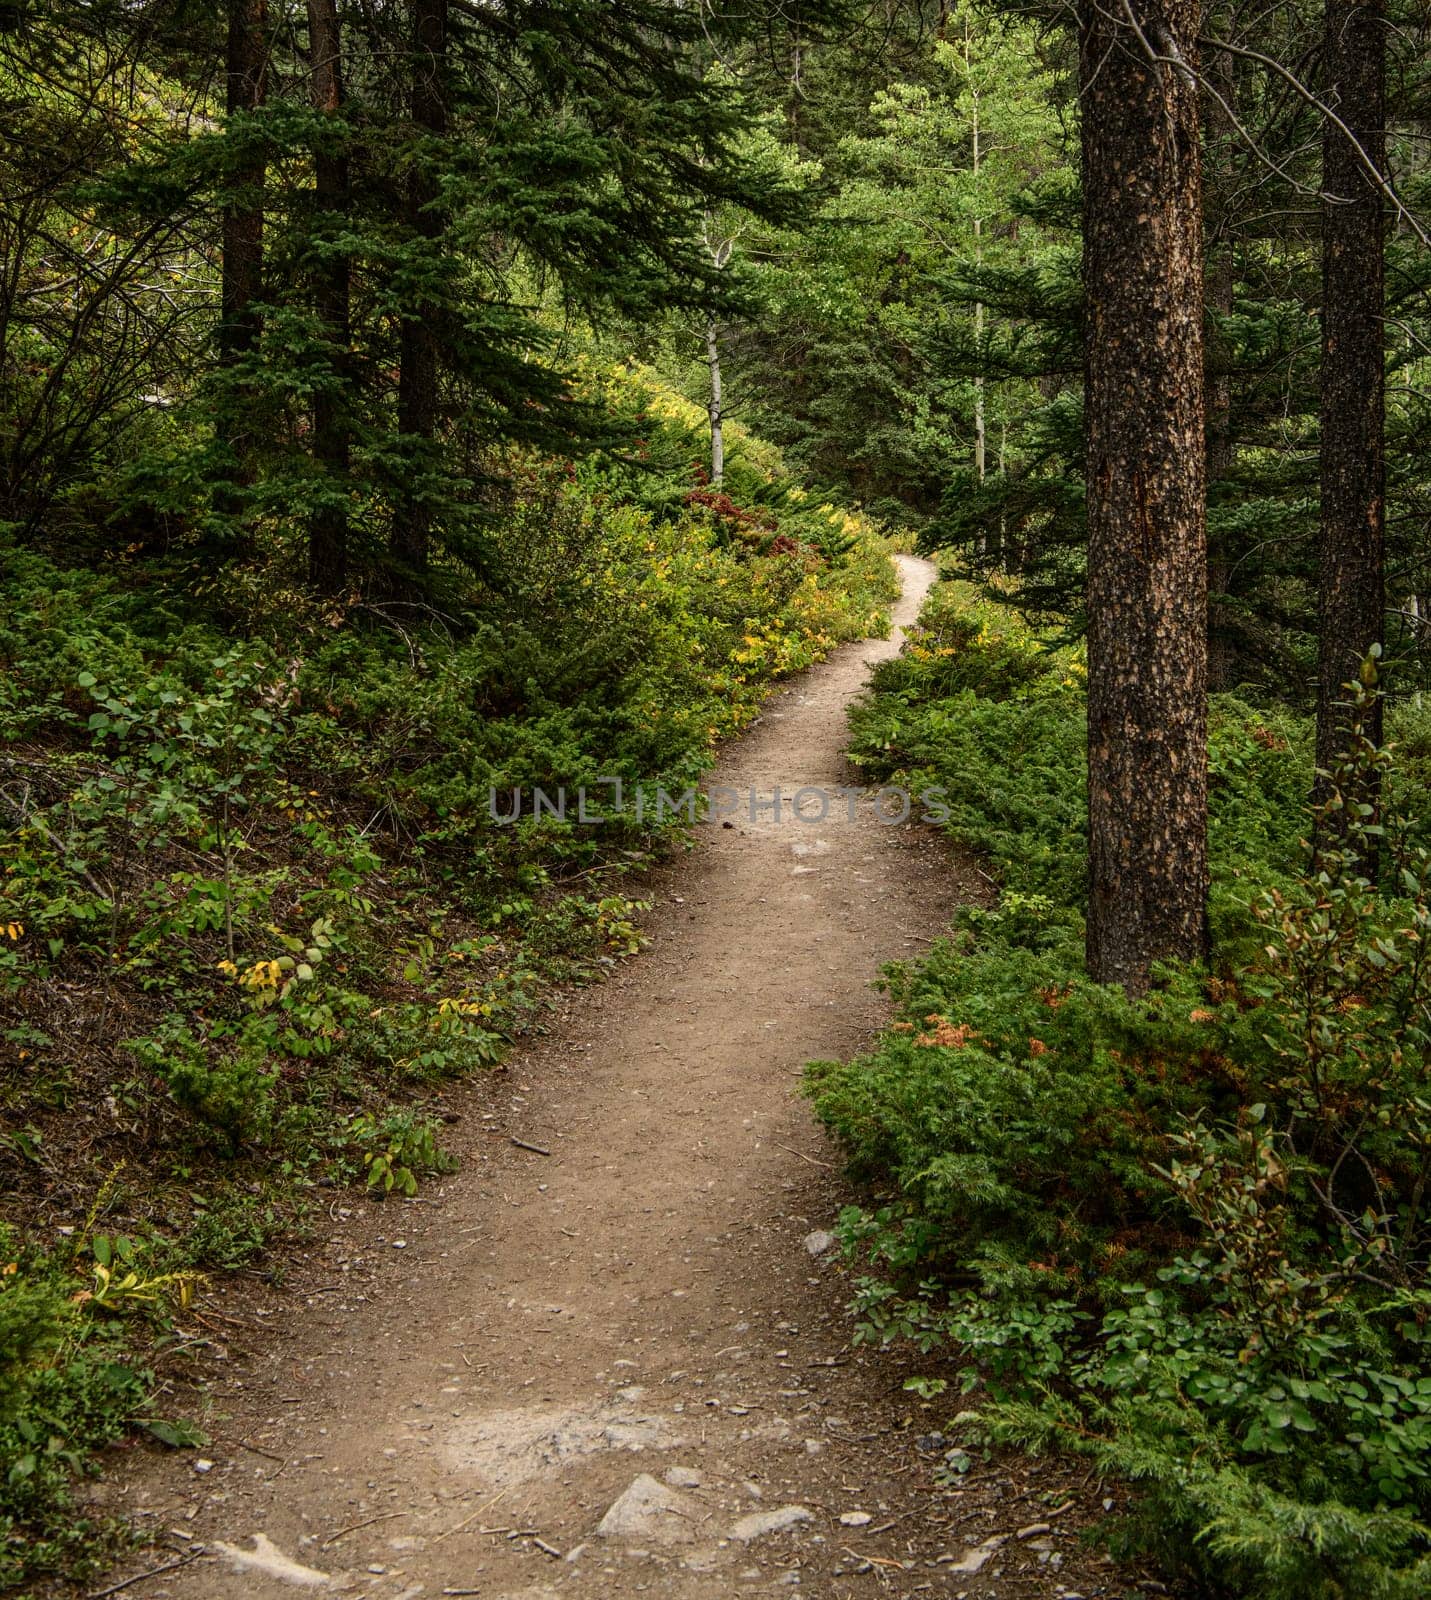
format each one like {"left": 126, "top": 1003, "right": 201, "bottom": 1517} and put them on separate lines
{"left": 996, "top": 419, "right": 1007, "bottom": 567}
{"left": 973, "top": 295, "right": 985, "bottom": 483}
{"left": 1411, "top": 593, "right": 1424, "bottom": 707}
{"left": 706, "top": 315, "right": 724, "bottom": 486}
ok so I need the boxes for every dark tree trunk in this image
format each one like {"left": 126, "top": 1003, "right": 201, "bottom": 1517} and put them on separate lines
{"left": 220, "top": 0, "right": 267, "bottom": 496}
{"left": 307, "top": 0, "right": 350, "bottom": 593}
{"left": 1081, "top": 0, "right": 1209, "bottom": 994}
{"left": 393, "top": 0, "right": 447, "bottom": 578}
{"left": 1203, "top": 38, "right": 1240, "bottom": 691}
{"left": 1316, "top": 0, "right": 1386, "bottom": 801}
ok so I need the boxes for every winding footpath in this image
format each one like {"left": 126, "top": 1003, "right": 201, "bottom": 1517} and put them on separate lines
{"left": 101, "top": 558, "right": 1120, "bottom": 1600}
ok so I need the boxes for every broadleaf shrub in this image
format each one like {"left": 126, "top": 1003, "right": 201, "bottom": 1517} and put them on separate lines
{"left": 1, "top": 370, "right": 896, "bottom": 1583}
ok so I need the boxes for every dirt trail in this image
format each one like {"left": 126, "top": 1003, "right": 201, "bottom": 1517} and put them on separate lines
{"left": 106, "top": 557, "right": 1116, "bottom": 1600}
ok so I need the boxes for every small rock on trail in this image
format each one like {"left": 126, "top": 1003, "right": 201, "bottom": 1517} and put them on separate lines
{"left": 729, "top": 1504, "right": 813, "bottom": 1541}
{"left": 210, "top": 1534, "right": 330, "bottom": 1588}
{"left": 595, "top": 1473, "right": 698, "bottom": 1544}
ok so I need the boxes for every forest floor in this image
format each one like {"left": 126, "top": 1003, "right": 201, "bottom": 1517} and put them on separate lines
{"left": 82, "top": 558, "right": 1154, "bottom": 1600}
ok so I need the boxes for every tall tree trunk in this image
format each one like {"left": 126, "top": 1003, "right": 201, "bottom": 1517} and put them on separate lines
{"left": 788, "top": 15, "right": 805, "bottom": 151}
{"left": 219, "top": 0, "right": 267, "bottom": 504}
{"left": 701, "top": 218, "right": 732, "bottom": 489}
{"left": 1081, "top": 1, "right": 1209, "bottom": 994}
{"left": 393, "top": 0, "right": 447, "bottom": 578}
{"left": 706, "top": 316, "right": 724, "bottom": 486}
{"left": 307, "top": 0, "right": 349, "bottom": 593}
{"left": 1316, "top": 0, "right": 1386, "bottom": 803}
{"left": 1203, "top": 37, "right": 1240, "bottom": 690}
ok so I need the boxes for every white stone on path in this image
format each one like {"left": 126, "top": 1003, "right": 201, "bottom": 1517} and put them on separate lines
{"left": 947, "top": 1535, "right": 1007, "bottom": 1574}
{"left": 596, "top": 1473, "right": 696, "bottom": 1544}
{"left": 211, "top": 1533, "right": 330, "bottom": 1588}
{"left": 730, "top": 1505, "right": 812, "bottom": 1541}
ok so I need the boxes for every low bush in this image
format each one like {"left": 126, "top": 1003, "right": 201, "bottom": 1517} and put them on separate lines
{"left": 0, "top": 371, "right": 896, "bottom": 1584}
{"left": 809, "top": 581, "right": 1431, "bottom": 1600}
{"left": 0, "top": 1209, "right": 202, "bottom": 1587}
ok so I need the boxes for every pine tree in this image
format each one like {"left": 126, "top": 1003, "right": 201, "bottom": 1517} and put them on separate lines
{"left": 1316, "top": 0, "right": 1387, "bottom": 802}
{"left": 714, "top": 4, "right": 1068, "bottom": 526}
{"left": 393, "top": 0, "right": 447, "bottom": 581}
{"left": 1080, "top": 0, "right": 1209, "bottom": 992}
{"left": 1202, "top": 32, "right": 1241, "bottom": 690}
{"left": 306, "top": 0, "right": 350, "bottom": 593}
{"left": 219, "top": 0, "right": 268, "bottom": 507}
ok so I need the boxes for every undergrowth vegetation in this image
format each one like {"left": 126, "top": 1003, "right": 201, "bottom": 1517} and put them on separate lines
{"left": 808, "top": 580, "right": 1431, "bottom": 1600}
{"left": 0, "top": 372, "right": 894, "bottom": 1587}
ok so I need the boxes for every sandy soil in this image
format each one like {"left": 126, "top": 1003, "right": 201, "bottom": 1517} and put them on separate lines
{"left": 92, "top": 557, "right": 1145, "bottom": 1600}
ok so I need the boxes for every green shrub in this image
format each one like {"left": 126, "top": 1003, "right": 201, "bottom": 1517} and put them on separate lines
{"left": 347, "top": 1110, "right": 456, "bottom": 1198}
{"left": 1, "top": 393, "right": 897, "bottom": 1586}
{"left": 0, "top": 1271, "right": 73, "bottom": 1409}
{"left": 811, "top": 582, "right": 1431, "bottom": 1600}
{"left": 0, "top": 1219, "right": 203, "bottom": 1589}
{"left": 129, "top": 1022, "right": 278, "bottom": 1150}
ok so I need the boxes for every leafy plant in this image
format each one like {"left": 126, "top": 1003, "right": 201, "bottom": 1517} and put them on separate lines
{"left": 348, "top": 1110, "right": 456, "bottom": 1198}
{"left": 128, "top": 1021, "right": 278, "bottom": 1149}
{"left": 810, "top": 582, "right": 1431, "bottom": 1600}
{"left": 0, "top": 377, "right": 896, "bottom": 1587}
{"left": 0, "top": 1204, "right": 204, "bottom": 1588}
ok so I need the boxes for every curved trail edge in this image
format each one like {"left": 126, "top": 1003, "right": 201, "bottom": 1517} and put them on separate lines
{"left": 103, "top": 557, "right": 1104, "bottom": 1600}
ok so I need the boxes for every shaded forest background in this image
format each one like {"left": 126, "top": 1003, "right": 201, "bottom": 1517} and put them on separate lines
{"left": 8, "top": 0, "right": 1431, "bottom": 696}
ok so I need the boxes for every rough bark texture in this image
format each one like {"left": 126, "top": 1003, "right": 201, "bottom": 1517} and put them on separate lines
{"left": 1316, "top": 0, "right": 1385, "bottom": 798}
{"left": 307, "top": 0, "right": 349, "bottom": 592}
{"left": 394, "top": 0, "right": 447, "bottom": 577}
{"left": 1202, "top": 39, "right": 1240, "bottom": 691}
{"left": 220, "top": 0, "right": 267, "bottom": 488}
{"left": 1081, "top": 0, "right": 1209, "bottom": 993}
